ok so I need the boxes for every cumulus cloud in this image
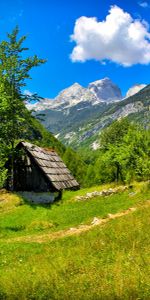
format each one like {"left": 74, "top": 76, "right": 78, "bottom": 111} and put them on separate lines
{"left": 138, "top": 1, "right": 149, "bottom": 8}
{"left": 70, "top": 5, "right": 150, "bottom": 66}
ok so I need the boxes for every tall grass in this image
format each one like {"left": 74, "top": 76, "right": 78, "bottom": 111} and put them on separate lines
{"left": 0, "top": 182, "right": 150, "bottom": 239}
{"left": 0, "top": 182, "right": 150, "bottom": 299}
{"left": 0, "top": 204, "right": 150, "bottom": 299}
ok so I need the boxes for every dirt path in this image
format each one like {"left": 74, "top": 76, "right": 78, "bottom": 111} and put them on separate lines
{"left": 4, "top": 200, "right": 150, "bottom": 244}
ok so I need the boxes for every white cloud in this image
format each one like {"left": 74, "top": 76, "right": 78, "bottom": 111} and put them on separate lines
{"left": 138, "top": 1, "right": 149, "bottom": 8}
{"left": 70, "top": 5, "right": 150, "bottom": 66}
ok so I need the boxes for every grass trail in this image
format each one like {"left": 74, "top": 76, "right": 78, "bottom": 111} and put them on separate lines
{"left": 0, "top": 182, "right": 150, "bottom": 241}
{"left": 0, "top": 182, "right": 150, "bottom": 299}
{"left": 0, "top": 199, "right": 150, "bottom": 299}
{"left": 3, "top": 199, "right": 150, "bottom": 243}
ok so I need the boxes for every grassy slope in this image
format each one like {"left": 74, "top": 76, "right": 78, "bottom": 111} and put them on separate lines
{"left": 0, "top": 182, "right": 150, "bottom": 299}
{"left": 0, "top": 182, "right": 150, "bottom": 239}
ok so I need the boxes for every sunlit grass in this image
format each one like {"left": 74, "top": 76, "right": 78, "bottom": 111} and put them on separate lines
{"left": 0, "top": 182, "right": 150, "bottom": 299}
{"left": 0, "top": 190, "right": 23, "bottom": 213}
{"left": 62, "top": 182, "right": 120, "bottom": 202}
{"left": 0, "top": 202, "right": 150, "bottom": 299}
{"left": 0, "top": 182, "right": 149, "bottom": 240}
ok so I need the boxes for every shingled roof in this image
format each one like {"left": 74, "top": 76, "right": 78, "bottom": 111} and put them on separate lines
{"left": 18, "top": 141, "right": 79, "bottom": 191}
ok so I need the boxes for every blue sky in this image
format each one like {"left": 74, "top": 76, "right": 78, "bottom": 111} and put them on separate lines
{"left": 0, "top": 0, "right": 150, "bottom": 98}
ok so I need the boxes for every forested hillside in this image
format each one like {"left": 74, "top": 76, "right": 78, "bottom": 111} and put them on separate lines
{"left": 82, "top": 119, "right": 150, "bottom": 186}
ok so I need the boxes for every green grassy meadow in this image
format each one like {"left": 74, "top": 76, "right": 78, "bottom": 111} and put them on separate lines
{"left": 0, "top": 182, "right": 150, "bottom": 299}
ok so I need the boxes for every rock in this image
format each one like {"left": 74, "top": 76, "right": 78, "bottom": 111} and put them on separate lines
{"left": 86, "top": 193, "right": 93, "bottom": 198}
{"left": 98, "top": 192, "right": 103, "bottom": 196}
{"left": 116, "top": 186, "right": 128, "bottom": 193}
{"left": 107, "top": 213, "right": 113, "bottom": 218}
{"left": 75, "top": 185, "right": 129, "bottom": 201}
{"left": 69, "top": 227, "right": 76, "bottom": 231}
{"left": 91, "top": 217, "right": 101, "bottom": 225}
{"left": 112, "top": 187, "right": 118, "bottom": 193}
{"left": 101, "top": 190, "right": 108, "bottom": 196}
{"left": 79, "top": 224, "right": 86, "bottom": 229}
{"left": 128, "top": 207, "right": 136, "bottom": 212}
{"left": 76, "top": 196, "right": 83, "bottom": 200}
{"left": 129, "top": 192, "right": 136, "bottom": 196}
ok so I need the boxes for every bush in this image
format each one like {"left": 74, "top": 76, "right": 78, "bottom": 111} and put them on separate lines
{"left": 0, "top": 168, "right": 7, "bottom": 189}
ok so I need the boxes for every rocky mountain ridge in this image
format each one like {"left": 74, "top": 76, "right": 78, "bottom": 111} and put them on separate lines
{"left": 88, "top": 78, "right": 122, "bottom": 102}
{"left": 26, "top": 78, "right": 149, "bottom": 151}
{"left": 27, "top": 77, "right": 122, "bottom": 112}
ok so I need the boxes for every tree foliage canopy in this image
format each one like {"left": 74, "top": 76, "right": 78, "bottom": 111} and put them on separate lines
{"left": 0, "top": 26, "right": 46, "bottom": 188}
{"left": 85, "top": 119, "right": 150, "bottom": 186}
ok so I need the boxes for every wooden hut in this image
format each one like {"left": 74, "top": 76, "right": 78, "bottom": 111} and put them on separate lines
{"left": 7, "top": 141, "right": 79, "bottom": 202}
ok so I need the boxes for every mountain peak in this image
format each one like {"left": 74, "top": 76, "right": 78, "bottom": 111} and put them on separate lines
{"left": 55, "top": 82, "right": 83, "bottom": 98}
{"left": 88, "top": 78, "right": 122, "bottom": 102}
{"left": 52, "top": 77, "right": 122, "bottom": 108}
{"left": 71, "top": 82, "right": 82, "bottom": 88}
{"left": 90, "top": 77, "right": 111, "bottom": 85}
{"left": 53, "top": 82, "right": 86, "bottom": 108}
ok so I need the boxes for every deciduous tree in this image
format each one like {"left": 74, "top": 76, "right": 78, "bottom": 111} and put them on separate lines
{"left": 0, "top": 26, "right": 46, "bottom": 189}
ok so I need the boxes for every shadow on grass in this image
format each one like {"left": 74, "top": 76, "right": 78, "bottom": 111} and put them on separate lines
{"left": 0, "top": 224, "right": 26, "bottom": 232}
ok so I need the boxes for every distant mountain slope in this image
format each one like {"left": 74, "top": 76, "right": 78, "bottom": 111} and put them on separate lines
{"left": 27, "top": 80, "right": 149, "bottom": 151}
{"left": 68, "top": 84, "right": 150, "bottom": 150}
{"left": 27, "top": 78, "right": 122, "bottom": 134}
{"left": 23, "top": 116, "right": 66, "bottom": 156}
{"left": 75, "top": 84, "right": 150, "bottom": 150}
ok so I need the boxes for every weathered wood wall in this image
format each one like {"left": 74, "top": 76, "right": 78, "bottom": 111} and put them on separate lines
{"left": 12, "top": 150, "right": 55, "bottom": 192}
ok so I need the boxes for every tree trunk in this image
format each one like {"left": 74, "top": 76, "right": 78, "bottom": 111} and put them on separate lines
{"left": 10, "top": 141, "right": 15, "bottom": 191}
{"left": 10, "top": 76, "right": 15, "bottom": 191}
{"left": 116, "top": 163, "right": 120, "bottom": 182}
{"left": 115, "top": 163, "right": 123, "bottom": 182}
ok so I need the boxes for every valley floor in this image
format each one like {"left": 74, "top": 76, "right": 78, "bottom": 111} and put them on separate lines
{"left": 0, "top": 182, "right": 150, "bottom": 299}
